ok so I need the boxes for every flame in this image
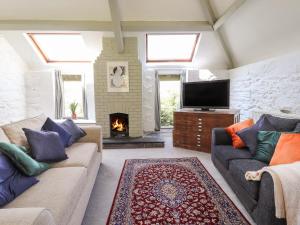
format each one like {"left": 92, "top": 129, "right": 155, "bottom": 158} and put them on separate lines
{"left": 112, "top": 119, "right": 126, "bottom": 132}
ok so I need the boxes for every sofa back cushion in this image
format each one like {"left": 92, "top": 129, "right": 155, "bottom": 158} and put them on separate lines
{"left": 1, "top": 115, "right": 47, "bottom": 149}
{"left": 0, "top": 128, "right": 10, "bottom": 143}
{"left": 265, "top": 114, "right": 300, "bottom": 132}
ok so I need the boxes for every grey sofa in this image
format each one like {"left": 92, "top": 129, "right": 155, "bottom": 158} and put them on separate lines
{"left": 211, "top": 114, "right": 300, "bottom": 225}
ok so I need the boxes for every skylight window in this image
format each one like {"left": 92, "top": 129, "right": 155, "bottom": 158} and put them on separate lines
{"left": 146, "top": 34, "right": 199, "bottom": 63}
{"left": 27, "top": 33, "right": 92, "bottom": 63}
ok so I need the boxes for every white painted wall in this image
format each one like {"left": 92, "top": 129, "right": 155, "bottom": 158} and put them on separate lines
{"left": 230, "top": 52, "right": 300, "bottom": 120}
{"left": 0, "top": 36, "right": 28, "bottom": 125}
{"left": 25, "top": 70, "right": 55, "bottom": 118}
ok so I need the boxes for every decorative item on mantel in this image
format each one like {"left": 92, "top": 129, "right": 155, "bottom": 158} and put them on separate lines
{"left": 70, "top": 102, "right": 78, "bottom": 120}
{"left": 107, "top": 61, "right": 129, "bottom": 92}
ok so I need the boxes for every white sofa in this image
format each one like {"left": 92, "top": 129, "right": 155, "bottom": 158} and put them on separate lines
{"left": 0, "top": 115, "right": 102, "bottom": 225}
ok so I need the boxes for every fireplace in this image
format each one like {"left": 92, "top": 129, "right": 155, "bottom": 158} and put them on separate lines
{"left": 110, "top": 113, "right": 129, "bottom": 138}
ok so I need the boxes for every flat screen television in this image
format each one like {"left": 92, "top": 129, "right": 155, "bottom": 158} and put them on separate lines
{"left": 182, "top": 79, "right": 230, "bottom": 110}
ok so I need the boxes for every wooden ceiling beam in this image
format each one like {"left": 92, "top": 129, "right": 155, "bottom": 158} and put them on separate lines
{"left": 213, "top": 0, "right": 247, "bottom": 31}
{"left": 108, "top": 0, "right": 124, "bottom": 53}
{"left": 0, "top": 20, "right": 213, "bottom": 32}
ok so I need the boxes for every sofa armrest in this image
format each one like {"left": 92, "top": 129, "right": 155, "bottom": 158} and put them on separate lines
{"left": 78, "top": 125, "right": 102, "bottom": 152}
{"left": 0, "top": 208, "right": 56, "bottom": 225}
{"left": 211, "top": 128, "right": 232, "bottom": 146}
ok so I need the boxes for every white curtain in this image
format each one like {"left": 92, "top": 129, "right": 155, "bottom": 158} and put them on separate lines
{"left": 180, "top": 70, "right": 186, "bottom": 109}
{"left": 55, "top": 70, "right": 64, "bottom": 119}
{"left": 154, "top": 71, "right": 161, "bottom": 131}
{"left": 82, "top": 75, "right": 88, "bottom": 119}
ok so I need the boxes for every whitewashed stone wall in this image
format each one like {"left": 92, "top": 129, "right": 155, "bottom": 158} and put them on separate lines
{"left": 230, "top": 52, "right": 300, "bottom": 120}
{"left": 0, "top": 36, "right": 27, "bottom": 125}
{"left": 25, "top": 70, "right": 55, "bottom": 118}
{"left": 94, "top": 37, "right": 142, "bottom": 137}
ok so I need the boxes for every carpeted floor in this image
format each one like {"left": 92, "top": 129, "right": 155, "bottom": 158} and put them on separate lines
{"left": 82, "top": 131, "right": 256, "bottom": 225}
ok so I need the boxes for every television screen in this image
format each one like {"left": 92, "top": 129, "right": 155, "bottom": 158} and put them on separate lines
{"left": 182, "top": 80, "right": 230, "bottom": 109}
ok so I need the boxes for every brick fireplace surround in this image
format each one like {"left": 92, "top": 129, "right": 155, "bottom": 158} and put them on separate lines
{"left": 94, "top": 37, "right": 142, "bottom": 138}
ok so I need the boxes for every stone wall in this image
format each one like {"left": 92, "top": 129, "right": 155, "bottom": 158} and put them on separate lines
{"left": 94, "top": 37, "right": 142, "bottom": 137}
{"left": 230, "top": 52, "right": 300, "bottom": 120}
{"left": 0, "top": 36, "right": 27, "bottom": 125}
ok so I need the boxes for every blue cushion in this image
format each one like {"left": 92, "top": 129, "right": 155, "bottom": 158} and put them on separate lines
{"left": 60, "top": 119, "right": 86, "bottom": 146}
{"left": 23, "top": 128, "right": 68, "bottom": 162}
{"left": 0, "top": 154, "right": 38, "bottom": 207}
{"left": 42, "top": 117, "right": 72, "bottom": 147}
{"left": 237, "top": 115, "right": 275, "bottom": 155}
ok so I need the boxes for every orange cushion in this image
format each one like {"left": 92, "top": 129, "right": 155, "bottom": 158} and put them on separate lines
{"left": 225, "top": 119, "right": 254, "bottom": 149}
{"left": 269, "top": 133, "right": 300, "bottom": 166}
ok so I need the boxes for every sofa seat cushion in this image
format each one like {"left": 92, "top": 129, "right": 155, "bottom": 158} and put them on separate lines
{"left": 229, "top": 159, "right": 267, "bottom": 200}
{"left": 51, "top": 143, "right": 98, "bottom": 176}
{"left": 213, "top": 145, "right": 252, "bottom": 169}
{"left": 4, "top": 167, "right": 87, "bottom": 225}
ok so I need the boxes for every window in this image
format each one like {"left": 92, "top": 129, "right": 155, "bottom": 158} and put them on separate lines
{"left": 146, "top": 34, "right": 199, "bottom": 63}
{"left": 27, "top": 33, "right": 92, "bottom": 63}
{"left": 62, "top": 74, "right": 85, "bottom": 118}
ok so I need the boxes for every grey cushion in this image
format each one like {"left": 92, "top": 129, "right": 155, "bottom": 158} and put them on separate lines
{"left": 294, "top": 123, "right": 300, "bottom": 133}
{"left": 265, "top": 114, "right": 300, "bottom": 132}
{"left": 213, "top": 145, "right": 252, "bottom": 169}
{"left": 229, "top": 159, "right": 267, "bottom": 200}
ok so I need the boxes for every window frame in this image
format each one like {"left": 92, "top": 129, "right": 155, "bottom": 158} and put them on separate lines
{"left": 27, "top": 33, "right": 91, "bottom": 63}
{"left": 146, "top": 33, "right": 200, "bottom": 63}
{"left": 62, "top": 74, "right": 87, "bottom": 119}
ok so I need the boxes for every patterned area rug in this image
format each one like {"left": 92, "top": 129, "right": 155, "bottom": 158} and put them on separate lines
{"left": 106, "top": 157, "right": 250, "bottom": 225}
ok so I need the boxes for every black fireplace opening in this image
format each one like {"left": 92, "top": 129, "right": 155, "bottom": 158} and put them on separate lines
{"left": 110, "top": 113, "right": 129, "bottom": 138}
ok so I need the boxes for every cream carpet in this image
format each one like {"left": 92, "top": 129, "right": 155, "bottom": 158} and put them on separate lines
{"left": 82, "top": 132, "right": 256, "bottom": 225}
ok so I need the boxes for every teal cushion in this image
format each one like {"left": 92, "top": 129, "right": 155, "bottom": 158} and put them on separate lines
{"left": 0, "top": 142, "right": 49, "bottom": 176}
{"left": 254, "top": 131, "right": 281, "bottom": 164}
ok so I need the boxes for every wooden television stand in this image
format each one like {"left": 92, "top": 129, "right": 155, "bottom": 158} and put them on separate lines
{"left": 173, "top": 109, "right": 240, "bottom": 153}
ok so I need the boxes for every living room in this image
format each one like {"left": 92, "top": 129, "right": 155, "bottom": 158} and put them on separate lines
{"left": 0, "top": 0, "right": 299, "bottom": 225}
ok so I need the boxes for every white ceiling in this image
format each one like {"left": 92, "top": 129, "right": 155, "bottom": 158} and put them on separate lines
{"left": 0, "top": 0, "right": 300, "bottom": 69}
{"left": 0, "top": 0, "right": 235, "bottom": 21}
{"left": 220, "top": 0, "right": 300, "bottom": 67}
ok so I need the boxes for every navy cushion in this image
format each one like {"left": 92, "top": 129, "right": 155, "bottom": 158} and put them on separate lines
{"left": 229, "top": 159, "right": 267, "bottom": 200}
{"left": 23, "top": 128, "right": 68, "bottom": 162}
{"left": 60, "top": 119, "right": 86, "bottom": 146}
{"left": 42, "top": 117, "right": 72, "bottom": 147}
{"left": 237, "top": 115, "right": 275, "bottom": 155}
{"left": 294, "top": 123, "right": 300, "bottom": 133}
{"left": 213, "top": 145, "right": 252, "bottom": 169}
{"left": 0, "top": 154, "right": 38, "bottom": 207}
{"left": 265, "top": 114, "right": 300, "bottom": 132}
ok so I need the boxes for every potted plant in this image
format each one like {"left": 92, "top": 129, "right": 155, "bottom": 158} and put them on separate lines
{"left": 70, "top": 102, "right": 78, "bottom": 120}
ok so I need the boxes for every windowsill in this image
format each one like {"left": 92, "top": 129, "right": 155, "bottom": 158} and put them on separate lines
{"left": 55, "top": 119, "right": 96, "bottom": 125}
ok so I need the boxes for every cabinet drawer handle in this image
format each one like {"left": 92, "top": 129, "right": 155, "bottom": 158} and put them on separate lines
{"left": 197, "top": 134, "right": 201, "bottom": 137}
{"left": 198, "top": 129, "right": 202, "bottom": 132}
{"left": 197, "top": 144, "right": 201, "bottom": 147}
{"left": 198, "top": 126, "right": 202, "bottom": 128}
{"left": 198, "top": 118, "right": 202, "bottom": 121}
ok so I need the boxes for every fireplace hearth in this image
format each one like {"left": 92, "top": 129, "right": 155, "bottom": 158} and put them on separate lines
{"left": 110, "top": 113, "right": 129, "bottom": 138}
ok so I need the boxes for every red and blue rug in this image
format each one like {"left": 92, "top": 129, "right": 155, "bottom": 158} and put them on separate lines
{"left": 107, "top": 157, "right": 250, "bottom": 225}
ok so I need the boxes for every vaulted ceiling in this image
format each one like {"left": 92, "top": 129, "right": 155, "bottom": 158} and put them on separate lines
{"left": 0, "top": 0, "right": 299, "bottom": 69}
